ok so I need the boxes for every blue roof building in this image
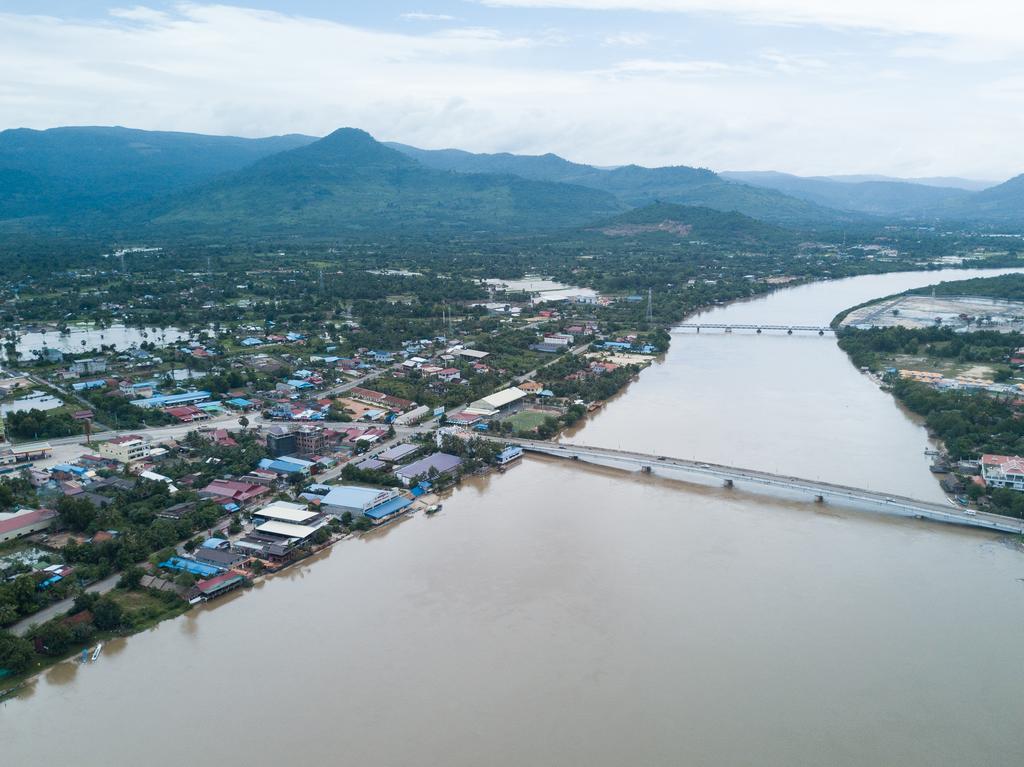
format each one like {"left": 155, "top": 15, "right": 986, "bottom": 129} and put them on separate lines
{"left": 363, "top": 496, "right": 412, "bottom": 525}
{"left": 160, "top": 557, "right": 223, "bottom": 577}
{"left": 130, "top": 390, "right": 211, "bottom": 409}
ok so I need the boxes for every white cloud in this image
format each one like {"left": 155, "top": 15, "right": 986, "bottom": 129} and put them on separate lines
{"left": 477, "top": 0, "right": 1024, "bottom": 50}
{"left": 603, "top": 33, "right": 652, "bottom": 46}
{"left": 0, "top": 3, "right": 1021, "bottom": 178}
{"left": 401, "top": 12, "right": 457, "bottom": 22}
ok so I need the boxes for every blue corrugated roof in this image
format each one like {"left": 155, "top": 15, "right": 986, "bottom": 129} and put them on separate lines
{"left": 364, "top": 496, "right": 412, "bottom": 520}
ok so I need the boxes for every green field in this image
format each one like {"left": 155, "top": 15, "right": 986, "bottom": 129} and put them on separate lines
{"left": 502, "top": 410, "right": 552, "bottom": 432}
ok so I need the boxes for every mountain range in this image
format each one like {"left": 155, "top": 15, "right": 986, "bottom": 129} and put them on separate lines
{"left": 1, "top": 125, "right": 1024, "bottom": 240}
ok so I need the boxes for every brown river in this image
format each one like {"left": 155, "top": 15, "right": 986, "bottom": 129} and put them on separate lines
{"left": 3, "top": 269, "right": 1024, "bottom": 766}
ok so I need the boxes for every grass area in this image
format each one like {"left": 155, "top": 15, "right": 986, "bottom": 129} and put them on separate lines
{"left": 879, "top": 353, "right": 1011, "bottom": 380}
{"left": 502, "top": 410, "right": 552, "bottom": 432}
{"left": 109, "top": 587, "right": 189, "bottom": 631}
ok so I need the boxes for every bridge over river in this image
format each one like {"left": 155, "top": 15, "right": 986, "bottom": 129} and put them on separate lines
{"left": 675, "top": 323, "right": 834, "bottom": 334}
{"left": 499, "top": 438, "right": 1024, "bottom": 535}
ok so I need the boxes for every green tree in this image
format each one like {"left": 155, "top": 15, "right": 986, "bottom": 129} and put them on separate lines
{"left": 0, "top": 630, "right": 35, "bottom": 673}
{"left": 92, "top": 596, "right": 125, "bottom": 631}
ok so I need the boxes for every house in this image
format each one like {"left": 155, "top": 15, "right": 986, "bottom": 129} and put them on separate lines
{"left": 186, "top": 571, "right": 247, "bottom": 604}
{"left": 98, "top": 435, "right": 150, "bottom": 464}
{"left": 70, "top": 357, "right": 107, "bottom": 375}
{"left": 199, "top": 479, "right": 270, "bottom": 506}
{"left": 980, "top": 454, "right": 1024, "bottom": 491}
{"left": 394, "top": 452, "right": 463, "bottom": 487}
{"left": 434, "top": 367, "right": 462, "bottom": 383}
{"left": 0, "top": 508, "right": 58, "bottom": 543}
{"left": 193, "top": 547, "right": 248, "bottom": 570}
{"left": 164, "top": 405, "right": 209, "bottom": 423}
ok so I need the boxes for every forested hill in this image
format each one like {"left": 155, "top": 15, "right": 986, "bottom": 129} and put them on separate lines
{"left": 0, "top": 126, "right": 315, "bottom": 223}
{"left": 146, "top": 128, "right": 626, "bottom": 235}
{"left": 386, "top": 142, "right": 855, "bottom": 228}
{"left": 589, "top": 202, "right": 795, "bottom": 248}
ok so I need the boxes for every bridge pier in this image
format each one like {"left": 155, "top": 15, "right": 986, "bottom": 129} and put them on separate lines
{"left": 815, "top": 494, "right": 824, "bottom": 503}
{"left": 724, "top": 327, "right": 732, "bottom": 333}
{"left": 724, "top": 478, "right": 734, "bottom": 488}
{"left": 756, "top": 327, "right": 762, "bottom": 334}
{"left": 787, "top": 328, "right": 793, "bottom": 335}
{"left": 818, "top": 330, "right": 824, "bottom": 336}
{"left": 641, "top": 465, "right": 652, "bottom": 474}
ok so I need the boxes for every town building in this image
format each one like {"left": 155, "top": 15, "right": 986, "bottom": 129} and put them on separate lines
{"left": 394, "top": 452, "right": 463, "bottom": 487}
{"left": 302, "top": 483, "right": 407, "bottom": 520}
{"left": 376, "top": 443, "right": 420, "bottom": 464}
{"left": 70, "top": 357, "right": 108, "bottom": 375}
{"left": 253, "top": 501, "right": 322, "bottom": 526}
{"left": 0, "top": 508, "right": 58, "bottom": 543}
{"left": 98, "top": 434, "right": 151, "bottom": 464}
{"left": 266, "top": 427, "right": 298, "bottom": 457}
{"left": 186, "top": 571, "right": 247, "bottom": 604}
{"left": 496, "top": 446, "right": 524, "bottom": 466}
{"left": 980, "top": 454, "right": 1024, "bottom": 491}
{"left": 467, "top": 387, "right": 528, "bottom": 417}
{"left": 199, "top": 479, "right": 270, "bottom": 507}
{"left": 295, "top": 425, "right": 326, "bottom": 455}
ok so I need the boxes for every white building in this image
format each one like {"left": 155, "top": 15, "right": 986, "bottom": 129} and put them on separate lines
{"left": 980, "top": 454, "right": 1024, "bottom": 491}
{"left": 98, "top": 434, "right": 150, "bottom": 463}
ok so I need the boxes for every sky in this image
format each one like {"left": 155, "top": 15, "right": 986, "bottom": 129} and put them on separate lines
{"left": 2, "top": 1, "right": 1023, "bottom": 179}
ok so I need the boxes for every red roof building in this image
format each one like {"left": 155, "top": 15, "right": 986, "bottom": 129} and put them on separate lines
{"left": 199, "top": 479, "right": 270, "bottom": 506}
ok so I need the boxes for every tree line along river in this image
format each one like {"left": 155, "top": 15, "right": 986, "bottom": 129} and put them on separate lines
{"left": 3, "top": 268, "right": 1023, "bottom": 767}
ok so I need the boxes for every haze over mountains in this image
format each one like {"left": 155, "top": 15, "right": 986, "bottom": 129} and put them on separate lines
{"left": 1, "top": 125, "right": 1024, "bottom": 240}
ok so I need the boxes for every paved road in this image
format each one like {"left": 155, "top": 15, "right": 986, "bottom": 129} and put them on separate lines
{"left": 9, "top": 572, "right": 121, "bottom": 637}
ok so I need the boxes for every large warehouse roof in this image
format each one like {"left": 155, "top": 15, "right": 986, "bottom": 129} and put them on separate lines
{"left": 255, "top": 501, "right": 319, "bottom": 524}
{"left": 474, "top": 386, "right": 527, "bottom": 410}
{"left": 254, "top": 520, "right": 321, "bottom": 540}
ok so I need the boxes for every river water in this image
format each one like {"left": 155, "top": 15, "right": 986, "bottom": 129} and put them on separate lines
{"left": 4, "top": 269, "right": 1024, "bottom": 766}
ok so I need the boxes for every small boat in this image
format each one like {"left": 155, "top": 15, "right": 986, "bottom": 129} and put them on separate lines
{"left": 81, "top": 648, "right": 89, "bottom": 664}
{"left": 425, "top": 504, "right": 442, "bottom": 515}
{"left": 91, "top": 643, "right": 103, "bottom": 662}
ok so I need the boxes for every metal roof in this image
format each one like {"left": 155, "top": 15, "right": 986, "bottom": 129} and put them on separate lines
{"left": 254, "top": 520, "right": 321, "bottom": 540}
{"left": 308, "top": 485, "right": 396, "bottom": 511}
{"left": 476, "top": 387, "right": 527, "bottom": 409}
{"left": 254, "top": 502, "right": 319, "bottom": 524}
{"left": 364, "top": 496, "right": 412, "bottom": 520}
{"left": 395, "top": 452, "right": 462, "bottom": 479}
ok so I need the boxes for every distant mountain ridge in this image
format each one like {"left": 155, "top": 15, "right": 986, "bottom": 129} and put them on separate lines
{"left": 386, "top": 142, "right": 852, "bottom": 227}
{"left": 719, "top": 170, "right": 1024, "bottom": 223}
{"left": 0, "top": 126, "right": 316, "bottom": 223}
{"left": 146, "top": 128, "right": 626, "bottom": 235}
{"left": 2, "top": 124, "right": 1024, "bottom": 238}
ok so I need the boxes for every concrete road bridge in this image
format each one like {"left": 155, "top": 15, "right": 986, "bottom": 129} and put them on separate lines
{"left": 674, "top": 323, "right": 834, "bottom": 334}
{"left": 500, "top": 438, "right": 1024, "bottom": 535}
